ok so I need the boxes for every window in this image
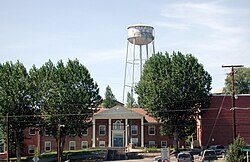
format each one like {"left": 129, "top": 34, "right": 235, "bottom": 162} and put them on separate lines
{"left": 99, "top": 141, "right": 105, "bottom": 147}
{"left": 131, "top": 125, "right": 138, "bottom": 135}
{"left": 99, "top": 125, "right": 106, "bottom": 136}
{"left": 69, "top": 141, "right": 76, "bottom": 150}
{"left": 148, "top": 125, "right": 155, "bottom": 135}
{"left": 161, "top": 141, "right": 167, "bottom": 147}
{"left": 131, "top": 138, "right": 138, "bottom": 146}
{"left": 29, "top": 127, "right": 36, "bottom": 135}
{"left": 80, "top": 128, "right": 88, "bottom": 136}
{"left": 45, "top": 141, "right": 51, "bottom": 152}
{"left": 44, "top": 128, "right": 52, "bottom": 136}
{"left": 28, "top": 145, "right": 35, "bottom": 154}
{"left": 81, "top": 141, "right": 88, "bottom": 149}
{"left": 0, "top": 140, "right": 5, "bottom": 154}
{"left": 113, "top": 120, "right": 124, "bottom": 130}
{"left": 149, "top": 141, "right": 156, "bottom": 147}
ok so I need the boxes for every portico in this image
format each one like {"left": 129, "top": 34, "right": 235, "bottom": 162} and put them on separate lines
{"left": 92, "top": 106, "right": 144, "bottom": 148}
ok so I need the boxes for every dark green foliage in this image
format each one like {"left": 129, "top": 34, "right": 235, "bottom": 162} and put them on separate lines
{"left": 223, "top": 67, "right": 250, "bottom": 94}
{"left": 29, "top": 59, "right": 102, "bottom": 152}
{"left": 136, "top": 51, "right": 212, "bottom": 139}
{"left": 226, "top": 136, "right": 246, "bottom": 162}
{"left": 0, "top": 61, "right": 37, "bottom": 160}
{"left": 102, "top": 85, "right": 117, "bottom": 108}
{"left": 0, "top": 59, "right": 102, "bottom": 158}
{"left": 126, "top": 92, "right": 138, "bottom": 108}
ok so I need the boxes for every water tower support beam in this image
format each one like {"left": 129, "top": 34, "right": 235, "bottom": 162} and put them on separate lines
{"left": 123, "top": 41, "right": 130, "bottom": 103}
{"left": 140, "top": 45, "right": 142, "bottom": 78}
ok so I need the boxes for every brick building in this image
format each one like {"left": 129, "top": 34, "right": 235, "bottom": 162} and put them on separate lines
{"left": 0, "top": 105, "right": 173, "bottom": 158}
{"left": 197, "top": 94, "right": 250, "bottom": 148}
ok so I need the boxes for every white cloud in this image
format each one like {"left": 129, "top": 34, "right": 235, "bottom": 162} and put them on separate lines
{"left": 154, "top": 1, "right": 250, "bottom": 91}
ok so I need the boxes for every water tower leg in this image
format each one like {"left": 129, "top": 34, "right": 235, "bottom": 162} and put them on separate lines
{"left": 140, "top": 45, "right": 142, "bottom": 78}
{"left": 123, "top": 41, "right": 130, "bottom": 103}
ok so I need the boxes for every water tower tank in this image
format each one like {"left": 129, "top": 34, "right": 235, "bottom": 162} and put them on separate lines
{"left": 127, "top": 24, "right": 154, "bottom": 45}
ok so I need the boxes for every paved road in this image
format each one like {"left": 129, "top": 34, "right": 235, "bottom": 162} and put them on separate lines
{"left": 103, "top": 155, "right": 226, "bottom": 162}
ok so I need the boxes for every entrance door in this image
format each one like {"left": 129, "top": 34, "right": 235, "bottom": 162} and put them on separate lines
{"left": 113, "top": 134, "right": 124, "bottom": 147}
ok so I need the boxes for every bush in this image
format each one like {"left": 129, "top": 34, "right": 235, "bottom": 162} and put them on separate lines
{"left": 226, "top": 136, "right": 246, "bottom": 162}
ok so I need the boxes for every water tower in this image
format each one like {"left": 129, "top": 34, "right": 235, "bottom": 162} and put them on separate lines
{"left": 122, "top": 24, "right": 155, "bottom": 103}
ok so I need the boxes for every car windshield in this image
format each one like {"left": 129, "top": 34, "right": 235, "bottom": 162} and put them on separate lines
{"left": 204, "top": 151, "right": 216, "bottom": 156}
{"left": 217, "top": 145, "right": 225, "bottom": 149}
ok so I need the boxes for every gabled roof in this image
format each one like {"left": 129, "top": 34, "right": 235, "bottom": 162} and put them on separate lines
{"left": 94, "top": 106, "right": 158, "bottom": 123}
{"left": 94, "top": 105, "right": 143, "bottom": 119}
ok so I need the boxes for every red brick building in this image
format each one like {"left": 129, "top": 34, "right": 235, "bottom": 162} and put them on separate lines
{"left": 0, "top": 105, "right": 173, "bottom": 158}
{"left": 197, "top": 94, "right": 250, "bottom": 148}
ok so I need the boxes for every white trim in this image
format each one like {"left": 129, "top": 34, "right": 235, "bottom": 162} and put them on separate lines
{"left": 28, "top": 145, "right": 35, "bottom": 154}
{"left": 108, "top": 119, "right": 111, "bottom": 147}
{"left": 125, "top": 118, "right": 128, "bottom": 147}
{"left": 92, "top": 119, "right": 96, "bottom": 147}
{"left": 99, "top": 141, "right": 105, "bottom": 147}
{"left": 81, "top": 141, "right": 88, "bottom": 149}
{"left": 45, "top": 141, "right": 51, "bottom": 152}
{"left": 131, "top": 125, "right": 138, "bottom": 135}
{"left": 29, "top": 127, "right": 36, "bottom": 135}
{"left": 148, "top": 125, "right": 155, "bottom": 135}
{"left": 69, "top": 141, "right": 76, "bottom": 150}
{"left": 161, "top": 141, "right": 167, "bottom": 147}
{"left": 99, "top": 125, "right": 106, "bottom": 136}
{"left": 81, "top": 128, "right": 88, "bottom": 136}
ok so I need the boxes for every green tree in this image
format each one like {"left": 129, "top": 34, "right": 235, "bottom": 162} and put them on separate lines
{"left": 29, "top": 59, "right": 102, "bottom": 155}
{"left": 223, "top": 67, "right": 250, "bottom": 94}
{"left": 126, "top": 92, "right": 137, "bottom": 108}
{"left": 136, "top": 52, "right": 212, "bottom": 151}
{"left": 0, "top": 61, "right": 37, "bottom": 162}
{"left": 226, "top": 136, "right": 246, "bottom": 162}
{"left": 102, "top": 85, "right": 117, "bottom": 108}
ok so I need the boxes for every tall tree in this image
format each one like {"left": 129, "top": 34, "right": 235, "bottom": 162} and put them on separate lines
{"left": 29, "top": 59, "right": 102, "bottom": 155}
{"left": 102, "top": 85, "right": 117, "bottom": 108}
{"left": 126, "top": 92, "right": 137, "bottom": 108}
{"left": 223, "top": 67, "right": 250, "bottom": 94}
{"left": 136, "top": 52, "right": 212, "bottom": 151}
{"left": 0, "top": 61, "right": 37, "bottom": 162}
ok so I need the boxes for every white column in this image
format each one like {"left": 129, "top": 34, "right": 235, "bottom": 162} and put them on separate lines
{"left": 141, "top": 117, "right": 144, "bottom": 147}
{"left": 92, "top": 119, "right": 96, "bottom": 147}
{"left": 108, "top": 118, "right": 112, "bottom": 147}
{"left": 125, "top": 118, "right": 128, "bottom": 147}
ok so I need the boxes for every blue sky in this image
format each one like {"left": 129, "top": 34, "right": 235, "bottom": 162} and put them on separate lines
{"left": 1, "top": 0, "right": 250, "bottom": 102}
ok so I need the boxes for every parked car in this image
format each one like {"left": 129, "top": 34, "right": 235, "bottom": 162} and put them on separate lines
{"left": 208, "top": 145, "right": 226, "bottom": 157}
{"left": 153, "top": 156, "right": 162, "bottom": 162}
{"left": 152, "top": 156, "right": 170, "bottom": 162}
{"left": 199, "top": 149, "right": 218, "bottom": 162}
{"left": 177, "top": 151, "right": 194, "bottom": 162}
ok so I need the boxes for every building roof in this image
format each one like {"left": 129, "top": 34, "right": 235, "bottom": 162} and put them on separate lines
{"left": 94, "top": 105, "right": 143, "bottom": 118}
{"left": 94, "top": 105, "right": 158, "bottom": 123}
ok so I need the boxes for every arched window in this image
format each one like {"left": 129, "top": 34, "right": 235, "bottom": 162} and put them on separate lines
{"left": 113, "top": 120, "right": 124, "bottom": 130}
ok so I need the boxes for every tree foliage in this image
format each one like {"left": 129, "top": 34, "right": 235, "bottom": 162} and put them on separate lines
{"left": 0, "top": 59, "right": 102, "bottom": 160}
{"left": 226, "top": 136, "right": 246, "bottom": 162}
{"left": 126, "top": 92, "right": 137, "bottom": 108}
{"left": 0, "top": 61, "right": 38, "bottom": 161}
{"left": 223, "top": 67, "right": 250, "bottom": 94}
{"left": 102, "top": 85, "right": 117, "bottom": 108}
{"left": 29, "top": 59, "right": 102, "bottom": 153}
{"left": 136, "top": 52, "right": 212, "bottom": 143}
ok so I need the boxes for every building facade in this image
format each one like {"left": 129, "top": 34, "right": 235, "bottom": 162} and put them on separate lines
{"left": 0, "top": 105, "right": 173, "bottom": 158}
{"left": 197, "top": 94, "right": 250, "bottom": 148}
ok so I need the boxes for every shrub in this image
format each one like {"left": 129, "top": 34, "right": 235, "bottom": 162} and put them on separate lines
{"left": 226, "top": 136, "right": 246, "bottom": 162}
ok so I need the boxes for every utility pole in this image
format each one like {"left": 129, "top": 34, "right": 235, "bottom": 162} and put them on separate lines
{"left": 222, "top": 64, "right": 244, "bottom": 141}
{"left": 57, "top": 125, "right": 65, "bottom": 162}
{"left": 6, "top": 113, "right": 9, "bottom": 162}
{"left": 58, "top": 125, "right": 61, "bottom": 162}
